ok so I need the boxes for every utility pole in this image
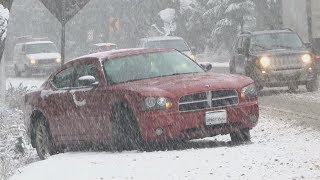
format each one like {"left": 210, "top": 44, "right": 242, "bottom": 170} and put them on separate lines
{"left": 61, "top": 0, "right": 66, "bottom": 64}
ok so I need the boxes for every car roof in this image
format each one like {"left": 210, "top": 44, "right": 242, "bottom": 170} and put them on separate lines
{"left": 140, "top": 36, "right": 184, "bottom": 42}
{"left": 94, "top": 43, "right": 116, "bottom": 47}
{"left": 24, "top": 41, "right": 54, "bottom": 45}
{"left": 72, "top": 48, "right": 176, "bottom": 62}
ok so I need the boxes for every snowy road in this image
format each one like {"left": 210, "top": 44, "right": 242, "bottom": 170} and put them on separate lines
{"left": 6, "top": 76, "right": 320, "bottom": 179}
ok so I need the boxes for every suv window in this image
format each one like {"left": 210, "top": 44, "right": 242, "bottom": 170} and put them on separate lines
{"left": 74, "top": 63, "right": 97, "bottom": 87}
{"left": 52, "top": 67, "right": 75, "bottom": 89}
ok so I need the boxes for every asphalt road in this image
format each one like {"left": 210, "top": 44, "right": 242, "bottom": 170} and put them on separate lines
{"left": 210, "top": 65, "right": 320, "bottom": 131}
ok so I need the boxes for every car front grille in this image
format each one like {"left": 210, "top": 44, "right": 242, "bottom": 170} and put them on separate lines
{"left": 37, "top": 59, "right": 56, "bottom": 65}
{"left": 271, "top": 55, "right": 303, "bottom": 70}
{"left": 179, "top": 90, "right": 239, "bottom": 112}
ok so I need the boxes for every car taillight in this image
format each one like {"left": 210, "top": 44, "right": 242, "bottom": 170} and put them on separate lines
{"left": 316, "top": 55, "right": 320, "bottom": 61}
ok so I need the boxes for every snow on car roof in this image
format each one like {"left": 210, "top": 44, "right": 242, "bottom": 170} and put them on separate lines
{"left": 248, "top": 29, "right": 294, "bottom": 36}
{"left": 140, "top": 36, "right": 184, "bottom": 42}
{"left": 94, "top": 43, "right": 117, "bottom": 47}
{"left": 74, "top": 48, "right": 175, "bottom": 61}
{"left": 25, "top": 41, "right": 54, "bottom": 45}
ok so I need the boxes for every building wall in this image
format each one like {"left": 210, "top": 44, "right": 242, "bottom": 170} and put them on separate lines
{"left": 311, "top": 0, "right": 320, "bottom": 38}
{"left": 281, "top": 0, "right": 309, "bottom": 42}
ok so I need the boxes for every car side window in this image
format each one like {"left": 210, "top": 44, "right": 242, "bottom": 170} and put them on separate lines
{"left": 74, "top": 63, "right": 97, "bottom": 87}
{"left": 52, "top": 67, "right": 75, "bottom": 89}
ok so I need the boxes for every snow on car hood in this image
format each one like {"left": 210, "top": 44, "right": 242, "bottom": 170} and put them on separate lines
{"left": 27, "top": 53, "right": 61, "bottom": 60}
{"left": 116, "top": 72, "right": 253, "bottom": 97}
{"left": 251, "top": 49, "right": 310, "bottom": 57}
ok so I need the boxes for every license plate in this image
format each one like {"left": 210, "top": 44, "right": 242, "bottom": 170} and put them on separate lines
{"left": 205, "top": 110, "right": 227, "bottom": 126}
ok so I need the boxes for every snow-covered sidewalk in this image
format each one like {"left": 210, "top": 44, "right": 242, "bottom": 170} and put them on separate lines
{"left": 9, "top": 108, "right": 320, "bottom": 180}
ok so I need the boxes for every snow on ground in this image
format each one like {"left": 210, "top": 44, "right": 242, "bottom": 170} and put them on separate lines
{"left": 10, "top": 107, "right": 320, "bottom": 180}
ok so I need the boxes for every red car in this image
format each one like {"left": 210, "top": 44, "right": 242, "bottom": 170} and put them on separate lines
{"left": 24, "top": 49, "right": 259, "bottom": 159}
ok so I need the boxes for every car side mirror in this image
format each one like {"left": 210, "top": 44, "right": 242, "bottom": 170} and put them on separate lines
{"left": 78, "top": 75, "right": 98, "bottom": 87}
{"left": 200, "top": 62, "right": 212, "bottom": 72}
{"left": 304, "top": 42, "right": 312, "bottom": 49}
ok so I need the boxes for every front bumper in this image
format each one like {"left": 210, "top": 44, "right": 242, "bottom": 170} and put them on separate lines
{"left": 255, "top": 66, "right": 317, "bottom": 87}
{"left": 137, "top": 101, "right": 259, "bottom": 142}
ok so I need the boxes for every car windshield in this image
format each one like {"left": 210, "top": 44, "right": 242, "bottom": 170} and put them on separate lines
{"left": 250, "top": 33, "right": 305, "bottom": 51}
{"left": 103, "top": 51, "right": 204, "bottom": 84}
{"left": 144, "top": 39, "right": 190, "bottom": 51}
{"left": 26, "top": 43, "right": 58, "bottom": 54}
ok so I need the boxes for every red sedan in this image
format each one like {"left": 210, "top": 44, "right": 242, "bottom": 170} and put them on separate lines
{"left": 24, "top": 49, "right": 259, "bottom": 159}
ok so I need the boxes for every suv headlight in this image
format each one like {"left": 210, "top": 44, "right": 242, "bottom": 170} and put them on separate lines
{"left": 30, "top": 59, "right": 37, "bottom": 64}
{"left": 301, "top": 54, "right": 312, "bottom": 64}
{"left": 56, "top": 58, "right": 62, "bottom": 63}
{"left": 241, "top": 84, "right": 257, "bottom": 99}
{"left": 259, "top": 56, "right": 271, "bottom": 68}
{"left": 142, "top": 97, "right": 172, "bottom": 111}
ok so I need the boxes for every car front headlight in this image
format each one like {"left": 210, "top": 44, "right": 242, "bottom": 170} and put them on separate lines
{"left": 259, "top": 56, "right": 271, "bottom": 68}
{"left": 56, "top": 58, "right": 62, "bottom": 63}
{"left": 241, "top": 84, "right": 257, "bottom": 99}
{"left": 142, "top": 97, "right": 172, "bottom": 111}
{"left": 30, "top": 59, "right": 37, "bottom": 64}
{"left": 301, "top": 54, "right": 312, "bottom": 64}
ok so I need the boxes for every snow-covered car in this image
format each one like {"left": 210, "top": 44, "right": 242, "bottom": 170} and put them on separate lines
{"left": 89, "top": 43, "right": 117, "bottom": 53}
{"left": 138, "top": 36, "right": 196, "bottom": 60}
{"left": 24, "top": 48, "right": 259, "bottom": 159}
{"left": 230, "top": 29, "right": 319, "bottom": 92}
{"left": 13, "top": 41, "right": 61, "bottom": 77}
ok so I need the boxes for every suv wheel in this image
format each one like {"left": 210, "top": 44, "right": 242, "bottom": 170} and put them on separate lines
{"left": 230, "top": 128, "right": 251, "bottom": 144}
{"left": 229, "top": 60, "right": 236, "bottom": 73}
{"left": 111, "top": 104, "right": 144, "bottom": 151}
{"left": 14, "top": 65, "right": 21, "bottom": 77}
{"left": 306, "top": 78, "right": 319, "bottom": 92}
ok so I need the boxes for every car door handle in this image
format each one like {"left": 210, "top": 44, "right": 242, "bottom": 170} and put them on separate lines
{"left": 71, "top": 92, "right": 86, "bottom": 107}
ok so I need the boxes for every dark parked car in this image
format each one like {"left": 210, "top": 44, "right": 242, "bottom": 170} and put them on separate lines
{"left": 25, "top": 48, "right": 259, "bottom": 159}
{"left": 230, "top": 29, "right": 319, "bottom": 92}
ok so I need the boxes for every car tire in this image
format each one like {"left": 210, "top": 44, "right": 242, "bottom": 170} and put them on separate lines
{"left": 306, "top": 78, "right": 319, "bottom": 92}
{"left": 229, "top": 60, "right": 236, "bottom": 74}
{"left": 34, "top": 116, "right": 56, "bottom": 160}
{"left": 230, "top": 128, "right": 251, "bottom": 144}
{"left": 14, "top": 65, "right": 21, "bottom": 77}
{"left": 111, "top": 104, "right": 144, "bottom": 151}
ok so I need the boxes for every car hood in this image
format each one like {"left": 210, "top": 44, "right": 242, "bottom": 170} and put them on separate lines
{"left": 251, "top": 49, "right": 310, "bottom": 57}
{"left": 27, "top": 53, "right": 61, "bottom": 60}
{"left": 115, "top": 72, "right": 253, "bottom": 98}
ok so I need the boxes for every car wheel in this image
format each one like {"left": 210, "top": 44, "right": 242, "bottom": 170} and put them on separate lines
{"left": 306, "top": 78, "right": 319, "bottom": 92}
{"left": 111, "top": 104, "right": 144, "bottom": 151}
{"left": 34, "top": 117, "right": 56, "bottom": 160}
{"left": 24, "top": 65, "right": 32, "bottom": 77}
{"left": 230, "top": 128, "right": 251, "bottom": 144}
{"left": 229, "top": 60, "right": 235, "bottom": 74}
{"left": 14, "top": 66, "right": 21, "bottom": 77}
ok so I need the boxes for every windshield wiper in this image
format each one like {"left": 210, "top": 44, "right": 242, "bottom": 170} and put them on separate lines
{"left": 273, "top": 45, "right": 292, "bottom": 49}
{"left": 251, "top": 44, "right": 270, "bottom": 50}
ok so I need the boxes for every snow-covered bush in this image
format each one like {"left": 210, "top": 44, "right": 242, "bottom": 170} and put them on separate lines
{"left": 0, "top": 84, "right": 37, "bottom": 179}
{"left": 5, "top": 83, "right": 35, "bottom": 110}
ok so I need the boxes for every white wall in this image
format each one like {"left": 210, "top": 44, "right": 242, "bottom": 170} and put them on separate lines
{"left": 282, "top": 0, "right": 309, "bottom": 42}
{"left": 311, "top": 0, "right": 320, "bottom": 38}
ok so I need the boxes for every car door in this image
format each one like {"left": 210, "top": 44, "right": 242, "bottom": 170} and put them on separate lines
{"left": 44, "top": 66, "right": 80, "bottom": 142}
{"left": 69, "top": 60, "right": 108, "bottom": 143}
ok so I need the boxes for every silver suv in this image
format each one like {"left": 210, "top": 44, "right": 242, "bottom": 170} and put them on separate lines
{"left": 13, "top": 41, "right": 61, "bottom": 77}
